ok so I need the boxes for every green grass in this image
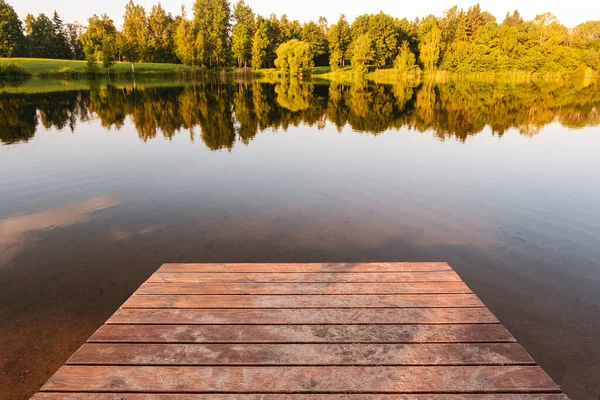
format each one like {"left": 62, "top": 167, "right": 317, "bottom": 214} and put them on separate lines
{"left": 0, "top": 58, "right": 194, "bottom": 78}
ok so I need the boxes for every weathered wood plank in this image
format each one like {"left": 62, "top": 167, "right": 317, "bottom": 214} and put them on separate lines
{"left": 30, "top": 263, "right": 568, "bottom": 399}
{"left": 148, "top": 272, "right": 461, "bottom": 283}
{"left": 158, "top": 263, "right": 453, "bottom": 273}
{"left": 68, "top": 343, "right": 534, "bottom": 365}
{"left": 41, "top": 365, "right": 560, "bottom": 393}
{"left": 89, "top": 324, "right": 516, "bottom": 344}
{"left": 31, "top": 394, "right": 571, "bottom": 400}
{"left": 123, "top": 294, "right": 483, "bottom": 309}
{"left": 108, "top": 308, "right": 499, "bottom": 325}
{"left": 138, "top": 282, "right": 473, "bottom": 295}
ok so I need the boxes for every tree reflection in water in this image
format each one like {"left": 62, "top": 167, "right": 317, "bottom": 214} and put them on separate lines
{"left": 1, "top": 78, "right": 599, "bottom": 148}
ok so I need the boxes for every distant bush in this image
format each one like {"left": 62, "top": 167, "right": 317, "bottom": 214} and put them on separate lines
{"left": 0, "top": 63, "right": 30, "bottom": 79}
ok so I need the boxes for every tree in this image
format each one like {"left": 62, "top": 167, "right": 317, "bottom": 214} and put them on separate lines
{"left": 251, "top": 15, "right": 280, "bottom": 68}
{"left": 232, "top": 0, "right": 255, "bottom": 68}
{"left": 418, "top": 19, "right": 442, "bottom": 71}
{"left": 23, "top": 13, "right": 57, "bottom": 58}
{"left": 351, "top": 33, "right": 374, "bottom": 77}
{"left": 0, "top": 0, "right": 24, "bottom": 57}
{"left": 278, "top": 15, "right": 301, "bottom": 41}
{"left": 147, "top": 3, "right": 176, "bottom": 63}
{"left": 368, "top": 13, "right": 399, "bottom": 66}
{"left": 350, "top": 13, "right": 399, "bottom": 67}
{"left": 328, "top": 14, "right": 351, "bottom": 68}
{"left": 80, "top": 14, "right": 117, "bottom": 61}
{"left": 193, "top": 0, "right": 231, "bottom": 67}
{"left": 101, "top": 37, "right": 115, "bottom": 75}
{"left": 301, "top": 21, "right": 328, "bottom": 65}
{"left": 274, "top": 39, "right": 313, "bottom": 76}
{"left": 52, "top": 11, "right": 72, "bottom": 58}
{"left": 251, "top": 17, "right": 269, "bottom": 68}
{"left": 394, "top": 40, "right": 417, "bottom": 73}
{"left": 174, "top": 6, "right": 196, "bottom": 65}
{"left": 121, "top": 0, "right": 148, "bottom": 62}
{"left": 65, "top": 23, "right": 85, "bottom": 60}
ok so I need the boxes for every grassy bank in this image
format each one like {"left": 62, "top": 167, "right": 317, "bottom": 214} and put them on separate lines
{"left": 0, "top": 58, "right": 195, "bottom": 78}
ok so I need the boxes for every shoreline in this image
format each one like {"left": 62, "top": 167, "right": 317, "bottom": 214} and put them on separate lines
{"left": 2, "top": 58, "right": 598, "bottom": 83}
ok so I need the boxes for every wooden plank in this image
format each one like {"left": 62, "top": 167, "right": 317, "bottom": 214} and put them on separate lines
{"left": 108, "top": 308, "right": 499, "bottom": 325}
{"left": 138, "top": 281, "right": 473, "bottom": 295}
{"left": 68, "top": 343, "right": 534, "bottom": 365}
{"left": 31, "top": 263, "right": 569, "bottom": 399}
{"left": 123, "top": 294, "right": 484, "bottom": 309}
{"left": 31, "top": 394, "right": 571, "bottom": 400}
{"left": 40, "top": 365, "right": 560, "bottom": 393}
{"left": 158, "top": 263, "right": 453, "bottom": 273}
{"left": 148, "top": 271, "right": 462, "bottom": 283}
{"left": 89, "top": 324, "right": 516, "bottom": 344}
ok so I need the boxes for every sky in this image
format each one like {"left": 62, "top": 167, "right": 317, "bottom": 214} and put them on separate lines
{"left": 12, "top": 0, "right": 597, "bottom": 28}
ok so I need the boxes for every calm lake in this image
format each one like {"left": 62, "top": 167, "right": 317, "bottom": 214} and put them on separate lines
{"left": 1, "top": 78, "right": 599, "bottom": 399}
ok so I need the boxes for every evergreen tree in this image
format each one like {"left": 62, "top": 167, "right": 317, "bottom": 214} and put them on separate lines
{"left": 52, "top": 11, "right": 72, "bottom": 58}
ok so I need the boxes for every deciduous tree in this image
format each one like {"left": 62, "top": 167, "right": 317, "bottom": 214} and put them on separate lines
{"left": 0, "top": 0, "right": 24, "bottom": 57}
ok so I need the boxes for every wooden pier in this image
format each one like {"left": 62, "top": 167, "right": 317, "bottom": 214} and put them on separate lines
{"left": 32, "top": 262, "right": 568, "bottom": 399}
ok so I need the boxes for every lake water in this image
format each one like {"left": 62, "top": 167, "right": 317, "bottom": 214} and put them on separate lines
{"left": 1, "top": 78, "right": 599, "bottom": 399}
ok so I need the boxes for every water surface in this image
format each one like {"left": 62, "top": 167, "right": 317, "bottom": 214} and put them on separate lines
{"left": 1, "top": 79, "right": 599, "bottom": 400}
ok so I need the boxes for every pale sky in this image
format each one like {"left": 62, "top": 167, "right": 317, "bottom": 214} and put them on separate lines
{"left": 12, "top": 0, "right": 598, "bottom": 28}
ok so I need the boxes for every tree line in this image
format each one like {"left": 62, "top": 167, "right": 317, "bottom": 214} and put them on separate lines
{"left": 1, "top": 0, "right": 599, "bottom": 75}
{"left": 2, "top": 79, "right": 599, "bottom": 146}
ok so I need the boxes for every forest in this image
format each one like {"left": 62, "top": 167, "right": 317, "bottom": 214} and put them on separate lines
{"left": 2, "top": 79, "right": 599, "bottom": 146}
{"left": 1, "top": 0, "right": 599, "bottom": 76}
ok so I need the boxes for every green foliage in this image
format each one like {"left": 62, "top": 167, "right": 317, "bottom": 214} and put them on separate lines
{"left": 0, "top": 61, "right": 29, "bottom": 78}
{"left": 301, "top": 20, "right": 328, "bottom": 65}
{"left": 274, "top": 39, "right": 313, "bottom": 76}
{"left": 0, "top": 0, "right": 599, "bottom": 77}
{"left": 328, "top": 15, "right": 351, "bottom": 68}
{"left": 394, "top": 41, "right": 417, "bottom": 73}
{"left": 193, "top": 0, "right": 231, "bottom": 67}
{"left": 121, "top": 0, "right": 148, "bottom": 62}
{"left": 79, "top": 14, "right": 117, "bottom": 62}
{"left": 0, "top": 0, "right": 24, "bottom": 57}
{"left": 147, "top": 4, "right": 177, "bottom": 63}
{"left": 350, "top": 12, "right": 400, "bottom": 67}
{"left": 101, "top": 38, "right": 116, "bottom": 72}
{"left": 351, "top": 34, "right": 374, "bottom": 77}
{"left": 419, "top": 18, "right": 442, "bottom": 71}
{"left": 278, "top": 15, "right": 302, "bottom": 42}
{"left": 65, "top": 23, "right": 84, "bottom": 60}
{"left": 174, "top": 7, "right": 196, "bottom": 66}
{"left": 232, "top": 0, "right": 255, "bottom": 68}
{"left": 251, "top": 16, "right": 280, "bottom": 69}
